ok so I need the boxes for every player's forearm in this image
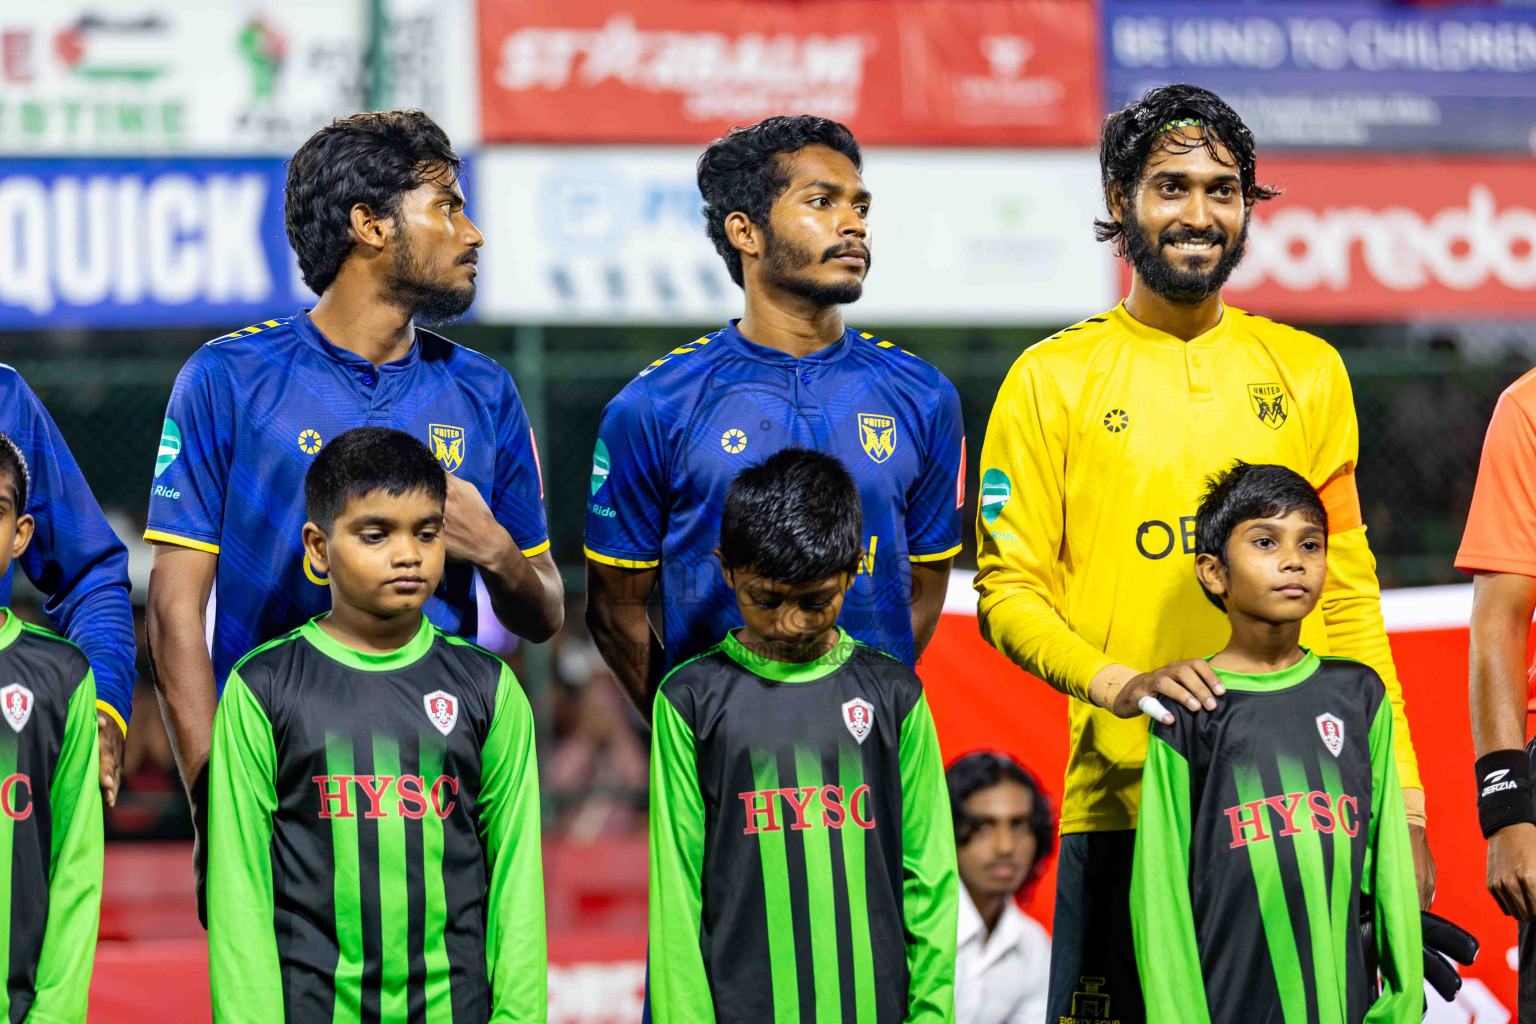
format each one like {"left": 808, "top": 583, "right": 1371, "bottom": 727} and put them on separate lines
{"left": 589, "top": 612, "right": 662, "bottom": 719}
{"left": 146, "top": 585, "right": 219, "bottom": 796}
{"left": 909, "top": 558, "right": 951, "bottom": 660}
{"left": 975, "top": 574, "right": 1116, "bottom": 702}
{"left": 480, "top": 538, "right": 564, "bottom": 642}
{"left": 1469, "top": 573, "right": 1536, "bottom": 756}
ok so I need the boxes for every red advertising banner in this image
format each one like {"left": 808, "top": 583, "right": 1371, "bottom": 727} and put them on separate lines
{"left": 1222, "top": 158, "right": 1536, "bottom": 320}
{"left": 477, "top": 0, "right": 1098, "bottom": 145}
{"left": 922, "top": 604, "right": 1517, "bottom": 1017}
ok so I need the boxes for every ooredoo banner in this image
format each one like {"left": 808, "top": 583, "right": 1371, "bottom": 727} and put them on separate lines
{"left": 1221, "top": 158, "right": 1536, "bottom": 320}
{"left": 477, "top": 0, "right": 1098, "bottom": 146}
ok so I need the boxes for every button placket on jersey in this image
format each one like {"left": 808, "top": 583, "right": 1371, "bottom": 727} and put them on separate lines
{"left": 1187, "top": 346, "right": 1214, "bottom": 400}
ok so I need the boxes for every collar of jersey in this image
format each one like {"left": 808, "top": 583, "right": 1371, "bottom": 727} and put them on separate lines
{"left": 299, "top": 614, "right": 436, "bottom": 671}
{"left": 718, "top": 319, "right": 855, "bottom": 366}
{"left": 721, "top": 627, "right": 855, "bottom": 683}
{"left": 1208, "top": 648, "right": 1320, "bottom": 692}
{"left": 1108, "top": 300, "right": 1234, "bottom": 348}
{"left": 0, "top": 609, "right": 22, "bottom": 654}
{"left": 294, "top": 309, "right": 422, "bottom": 372}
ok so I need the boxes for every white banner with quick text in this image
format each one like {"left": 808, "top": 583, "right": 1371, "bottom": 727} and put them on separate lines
{"left": 474, "top": 146, "right": 1114, "bottom": 325}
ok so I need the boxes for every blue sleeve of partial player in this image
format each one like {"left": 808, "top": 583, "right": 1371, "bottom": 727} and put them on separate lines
{"left": 490, "top": 374, "right": 550, "bottom": 557}
{"left": 145, "top": 347, "right": 232, "bottom": 554}
{"left": 905, "top": 379, "right": 965, "bottom": 560}
{"left": 7, "top": 372, "right": 136, "bottom": 728}
{"left": 584, "top": 381, "right": 666, "bottom": 569}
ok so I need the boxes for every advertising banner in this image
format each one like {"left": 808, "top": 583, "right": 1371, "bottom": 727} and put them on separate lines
{"left": 478, "top": 0, "right": 1098, "bottom": 146}
{"left": 924, "top": 580, "right": 1515, "bottom": 1018}
{"left": 1105, "top": 0, "right": 1536, "bottom": 152}
{"left": 1219, "top": 158, "right": 1536, "bottom": 320}
{"left": 0, "top": 158, "right": 317, "bottom": 328}
{"left": 0, "top": 0, "right": 476, "bottom": 154}
{"left": 475, "top": 146, "right": 1113, "bottom": 325}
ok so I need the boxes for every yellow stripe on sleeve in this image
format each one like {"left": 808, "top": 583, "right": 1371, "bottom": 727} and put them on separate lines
{"left": 143, "top": 529, "right": 221, "bottom": 555}
{"left": 520, "top": 539, "right": 551, "bottom": 558}
{"left": 909, "top": 544, "right": 962, "bottom": 563}
{"left": 96, "top": 700, "right": 127, "bottom": 737}
{"left": 583, "top": 545, "right": 661, "bottom": 570}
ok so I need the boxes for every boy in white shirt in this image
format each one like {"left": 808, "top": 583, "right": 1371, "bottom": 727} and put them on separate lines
{"left": 949, "top": 752, "right": 1054, "bottom": 1024}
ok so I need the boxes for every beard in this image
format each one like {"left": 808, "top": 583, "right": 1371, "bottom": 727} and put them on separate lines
{"left": 761, "top": 225, "right": 868, "bottom": 307}
{"left": 1122, "top": 204, "right": 1249, "bottom": 306}
{"left": 387, "top": 229, "right": 477, "bottom": 327}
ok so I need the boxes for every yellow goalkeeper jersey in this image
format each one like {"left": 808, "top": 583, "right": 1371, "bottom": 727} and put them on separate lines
{"left": 974, "top": 302, "right": 1421, "bottom": 834}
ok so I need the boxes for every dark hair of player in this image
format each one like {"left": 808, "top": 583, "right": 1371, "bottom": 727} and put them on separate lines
{"left": 947, "top": 750, "right": 1056, "bottom": 867}
{"left": 1194, "top": 460, "right": 1328, "bottom": 612}
{"left": 0, "top": 433, "right": 28, "bottom": 515}
{"left": 285, "top": 109, "right": 463, "bottom": 295}
{"left": 1094, "top": 83, "right": 1281, "bottom": 256}
{"left": 718, "top": 447, "right": 863, "bottom": 584}
{"left": 304, "top": 426, "right": 447, "bottom": 534}
{"left": 697, "top": 115, "right": 863, "bottom": 287}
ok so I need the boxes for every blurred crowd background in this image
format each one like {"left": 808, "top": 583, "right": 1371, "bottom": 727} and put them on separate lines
{"left": 5, "top": 0, "right": 1536, "bottom": 1018}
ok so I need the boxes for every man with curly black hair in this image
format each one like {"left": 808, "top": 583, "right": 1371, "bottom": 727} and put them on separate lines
{"left": 585, "top": 115, "right": 965, "bottom": 722}
{"left": 974, "top": 84, "right": 1434, "bottom": 1023}
{"left": 145, "top": 109, "right": 563, "bottom": 923}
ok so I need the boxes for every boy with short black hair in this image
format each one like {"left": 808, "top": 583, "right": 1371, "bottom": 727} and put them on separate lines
{"left": 0, "top": 432, "right": 102, "bottom": 1023}
{"left": 207, "top": 426, "right": 545, "bottom": 1023}
{"left": 648, "top": 447, "right": 958, "bottom": 1024}
{"left": 1131, "top": 461, "right": 1421, "bottom": 1024}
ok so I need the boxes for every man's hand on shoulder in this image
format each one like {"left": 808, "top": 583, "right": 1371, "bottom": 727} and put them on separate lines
{"left": 98, "top": 710, "right": 124, "bottom": 807}
{"left": 1108, "top": 659, "right": 1224, "bottom": 726}
{"left": 1487, "top": 822, "right": 1536, "bottom": 919}
{"left": 442, "top": 473, "right": 510, "bottom": 567}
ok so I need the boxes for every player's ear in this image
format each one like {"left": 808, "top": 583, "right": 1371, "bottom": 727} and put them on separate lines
{"left": 9, "top": 514, "right": 33, "bottom": 560}
{"left": 348, "top": 201, "right": 390, "bottom": 253}
{"left": 841, "top": 567, "right": 858, "bottom": 594}
{"left": 715, "top": 547, "right": 734, "bottom": 588}
{"left": 1194, "top": 552, "right": 1227, "bottom": 600}
{"left": 302, "top": 521, "right": 331, "bottom": 576}
{"left": 724, "top": 211, "right": 761, "bottom": 264}
{"left": 1105, "top": 182, "right": 1127, "bottom": 227}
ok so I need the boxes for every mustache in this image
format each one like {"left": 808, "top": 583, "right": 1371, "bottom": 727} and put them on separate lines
{"left": 822, "top": 243, "right": 870, "bottom": 263}
{"left": 1159, "top": 227, "right": 1226, "bottom": 246}
{"left": 456, "top": 250, "right": 480, "bottom": 265}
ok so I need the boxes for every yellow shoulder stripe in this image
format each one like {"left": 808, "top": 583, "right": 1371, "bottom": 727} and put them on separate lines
{"left": 644, "top": 337, "right": 710, "bottom": 372}
{"left": 216, "top": 319, "right": 281, "bottom": 342}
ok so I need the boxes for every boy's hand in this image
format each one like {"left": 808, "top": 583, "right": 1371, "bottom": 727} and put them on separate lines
{"left": 1111, "top": 659, "right": 1224, "bottom": 725}
{"left": 98, "top": 710, "right": 124, "bottom": 807}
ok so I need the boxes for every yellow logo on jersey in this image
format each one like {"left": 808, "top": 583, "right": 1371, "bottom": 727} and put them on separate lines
{"left": 721, "top": 429, "right": 747, "bottom": 454}
{"left": 298, "top": 429, "right": 323, "bottom": 454}
{"left": 858, "top": 413, "right": 897, "bottom": 463}
{"left": 429, "top": 424, "right": 466, "bottom": 472}
{"left": 1248, "top": 384, "right": 1288, "bottom": 430}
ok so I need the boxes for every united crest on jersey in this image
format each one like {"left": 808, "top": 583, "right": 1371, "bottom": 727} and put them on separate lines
{"left": 1, "top": 683, "right": 33, "bottom": 733}
{"left": 1248, "top": 384, "right": 1287, "bottom": 430}
{"left": 842, "top": 697, "right": 874, "bottom": 744}
{"left": 858, "top": 413, "right": 897, "bottom": 464}
{"left": 1316, "top": 712, "right": 1345, "bottom": 757}
{"left": 429, "top": 424, "right": 466, "bottom": 473}
{"left": 423, "top": 690, "right": 458, "bottom": 736}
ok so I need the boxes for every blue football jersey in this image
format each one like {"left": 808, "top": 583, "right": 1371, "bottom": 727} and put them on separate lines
{"left": 0, "top": 365, "right": 135, "bottom": 729}
{"left": 145, "top": 311, "right": 549, "bottom": 693}
{"left": 584, "top": 321, "right": 964, "bottom": 669}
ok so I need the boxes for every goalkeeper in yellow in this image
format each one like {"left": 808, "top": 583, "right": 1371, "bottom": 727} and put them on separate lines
{"left": 974, "top": 84, "right": 1434, "bottom": 1024}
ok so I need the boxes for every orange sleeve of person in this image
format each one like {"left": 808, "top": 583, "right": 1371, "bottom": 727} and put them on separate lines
{"left": 1318, "top": 472, "right": 1362, "bottom": 534}
{"left": 1457, "top": 374, "right": 1536, "bottom": 577}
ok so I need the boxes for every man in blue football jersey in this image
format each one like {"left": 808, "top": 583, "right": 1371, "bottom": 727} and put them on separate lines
{"left": 145, "top": 110, "right": 563, "bottom": 919}
{"left": 584, "top": 115, "right": 965, "bottom": 720}
{"left": 0, "top": 367, "right": 135, "bottom": 806}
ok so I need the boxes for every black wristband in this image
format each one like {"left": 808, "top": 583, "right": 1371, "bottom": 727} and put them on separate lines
{"left": 1475, "top": 749, "right": 1536, "bottom": 839}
